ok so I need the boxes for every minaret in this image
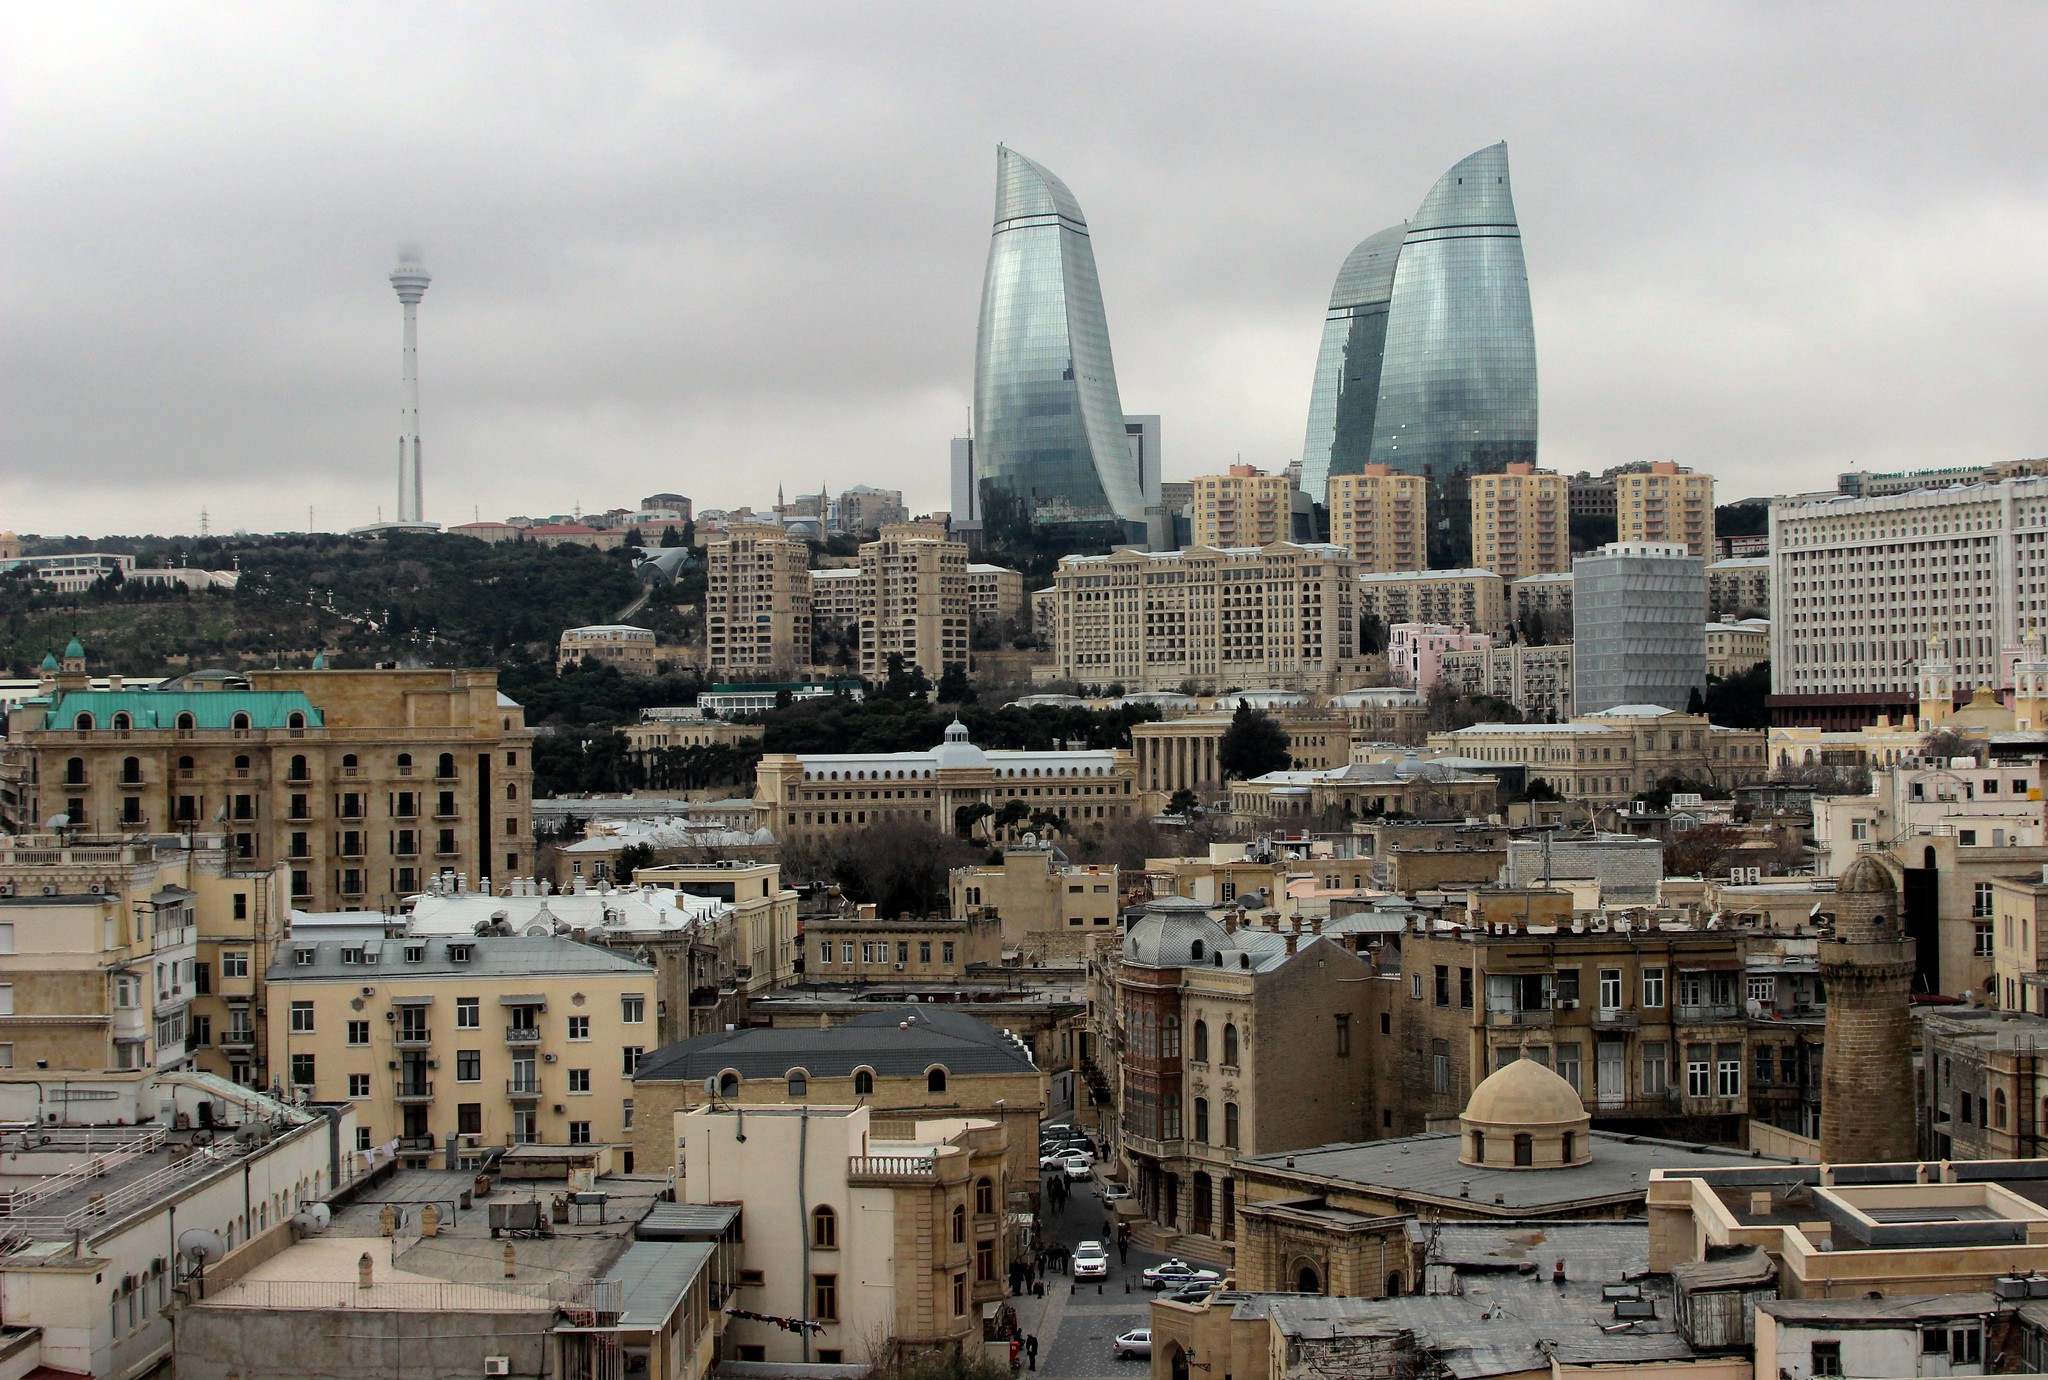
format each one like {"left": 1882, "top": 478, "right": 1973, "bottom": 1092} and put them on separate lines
{"left": 1916, "top": 631, "right": 1955, "bottom": 727}
{"left": 1818, "top": 857, "right": 1917, "bottom": 1164}
{"left": 390, "top": 253, "right": 432, "bottom": 524}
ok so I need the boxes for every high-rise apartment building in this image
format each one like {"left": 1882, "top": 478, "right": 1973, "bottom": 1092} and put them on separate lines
{"left": 3, "top": 651, "right": 533, "bottom": 913}
{"left": 1327, "top": 465, "right": 1427, "bottom": 573}
{"left": 965, "top": 562, "right": 1026, "bottom": 627}
{"left": 836, "top": 484, "right": 907, "bottom": 535}
{"left": 704, "top": 522, "right": 813, "bottom": 677}
{"left": 1469, "top": 462, "right": 1568, "bottom": 581}
{"left": 1769, "top": 471, "right": 2048, "bottom": 708}
{"left": 973, "top": 146, "right": 1146, "bottom": 541}
{"left": 857, "top": 521, "right": 969, "bottom": 682}
{"left": 1616, "top": 462, "right": 1715, "bottom": 558}
{"left": 1573, "top": 542, "right": 1707, "bottom": 714}
{"left": 1190, "top": 466, "right": 1292, "bottom": 549}
{"left": 1299, "top": 143, "right": 1537, "bottom": 564}
{"left": 1355, "top": 568, "right": 1507, "bottom": 637}
{"left": 1053, "top": 542, "right": 1357, "bottom": 692}
{"left": 808, "top": 566, "right": 861, "bottom": 627}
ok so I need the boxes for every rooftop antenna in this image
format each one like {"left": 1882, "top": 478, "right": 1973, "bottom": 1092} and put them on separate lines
{"left": 199, "top": 508, "right": 210, "bottom": 538}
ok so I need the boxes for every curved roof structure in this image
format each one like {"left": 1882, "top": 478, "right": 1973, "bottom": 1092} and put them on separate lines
{"left": 1464, "top": 1056, "right": 1587, "bottom": 1129}
{"left": 994, "top": 146, "right": 1086, "bottom": 227}
{"left": 1300, "top": 222, "right": 1409, "bottom": 497}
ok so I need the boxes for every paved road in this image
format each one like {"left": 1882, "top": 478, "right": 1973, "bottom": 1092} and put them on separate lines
{"left": 1019, "top": 1124, "right": 1170, "bottom": 1379}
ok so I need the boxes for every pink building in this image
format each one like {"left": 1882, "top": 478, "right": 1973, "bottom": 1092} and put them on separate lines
{"left": 1387, "top": 622, "right": 1491, "bottom": 694}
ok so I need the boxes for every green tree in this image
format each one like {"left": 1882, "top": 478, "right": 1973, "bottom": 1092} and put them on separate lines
{"left": 1166, "top": 788, "right": 1201, "bottom": 817}
{"left": 1216, "top": 700, "right": 1291, "bottom": 781}
{"left": 1703, "top": 662, "right": 1770, "bottom": 729}
{"left": 614, "top": 843, "right": 655, "bottom": 882}
{"left": 935, "top": 664, "right": 977, "bottom": 705}
{"left": 659, "top": 525, "right": 684, "bottom": 548}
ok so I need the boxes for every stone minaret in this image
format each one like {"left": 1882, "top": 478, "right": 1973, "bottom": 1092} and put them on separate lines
{"left": 1818, "top": 856, "right": 1917, "bottom": 1163}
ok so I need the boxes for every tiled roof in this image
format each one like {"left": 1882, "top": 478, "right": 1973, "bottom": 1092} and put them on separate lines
{"left": 45, "top": 690, "right": 322, "bottom": 730}
{"left": 633, "top": 1004, "right": 1031, "bottom": 1083}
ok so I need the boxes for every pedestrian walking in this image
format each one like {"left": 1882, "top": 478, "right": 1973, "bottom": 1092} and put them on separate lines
{"left": 1026, "top": 1334, "right": 1039, "bottom": 1371}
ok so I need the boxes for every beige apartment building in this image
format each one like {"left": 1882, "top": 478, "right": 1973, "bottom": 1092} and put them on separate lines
{"left": 1616, "top": 461, "right": 1715, "bottom": 557}
{"left": 1327, "top": 466, "right": 1427, "bottom": 573}
{"left": 808, "top": 565, "right": 861, "bottom": 627}
{"left": 1468, "top": 462, "right": 1568, "bottom": 581}
{"left": 1436, "top": 641, "right": 1575, "bottom": 721}
{"left": 857, "top": 521, "right": 969, "bottom": 682}
{"left": 1053, "top": 542, "right": 1357, "bottom": 693}
{"left": 265, "top": 932, "right": 655, "bottom": 1168}
{"left": 634, "top": 859, "right": 802, "bottom": 997}
{"left": 1428, "top": 706, "right": 1770, "bottom": 804}
{"left": 556, "top": 623, "right": 660, "bottom": 675}
{"left": 1510, "top": 571, "right": 1574, "bottom": 636}
{"left": 1356, "top": 568, "right": 1507, "bottom": 636}
{"left": 806, "top": 911, "right": 1002, "bottom": 981}
{"left": 1708, "top": 555, "right": 1770, "bottom": 620}
{"left": 949, "top": 843, "right": 1121, "bottom": 957}
{"left": 704, "top": 522, "right": 813, "bottom": 677}
{"left": 965, "top": 562, "right": 1026, "bottom": 627}
{"left": 1705, "top": 619, "right": 1770, "bottom": 679}
{"left": 4, "top": 656, "right": 534, "bottom": 914}
{"left": 1190, "top": 465, "right": 1292, "bottom": 549}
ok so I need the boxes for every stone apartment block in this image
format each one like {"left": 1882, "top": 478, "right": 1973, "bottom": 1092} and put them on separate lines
{"left": 1356, "top": 568, "right": 1507, "bottom": 637}
{"left": 556, "top": 623, "right": 660, "bottom": 675}
{"left": 805, "top": 911, "right": 1002, "bottom": 982}
{"left": 1327, "top": 467, "right": 1427, "bottom": 573}
{"left": 837, "top": 483, "right": 908, "bottom": 534}
{"left": 1190, "top": 465, "right": 1293, "bottom": 549}
{"left": 965, "top": 562, "right": 1026, "bottom": 627}
{"left": 1437, "top": 641, "right": 1574, "bottom": 721}
{"left": 634, "top": 860, "right": 802, "bottom": 999}
{"left": 1708, "top": 556, "right": 1771, "bottom": 619}
{"left": 808, "top": 565, "right": 861, "bottom": 627}
{"left": 704, "top": 522, "right": 813, "bottom": 677}
{"left": 1427, "top": 707, "right": 1768, "bottom": 805}
{"left": 948, "top": 844, "right": 1121, "bottom": 958}
{"left": 265, "top": 932, "right": 654, "bottom": 1167}
{"left": 1923, "top": 1005, "right": 2048, "bottom": 1159}
{"left": 1053, "top": 542, "right": 1358, "bottom": 693}
{"left": 1469, "top": 462, "right": 1569, "bottom": 581}
{"left": 1510, "top": 571, "right": 1574, "bottom": 637}
{"left": 1705, "top": 619, "right": 1770, "bottom": 679}
{"left": 1617, "top": 460, "right": 1715, "bottom": 558}
{"left": 4, "top": 655, "right": 534, "bottom": 914}
{"left": 856, "top": 521, "right": 969, "bottom": 682}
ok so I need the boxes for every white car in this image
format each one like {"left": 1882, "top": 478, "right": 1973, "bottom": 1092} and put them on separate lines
{"left": 1113, "top": 1328, "right": 1152, "bottom": 1360}
{"left": 1073, "top": 1241, "right": 1108, "bottom": 1279}
{"left": 1040, "top": 1151, "right": 1085, "bottom": 1172}
{"left": 1101, "top": 1182, "right": 1132, "bottom": 1201}
{"left": 1143, "top": 1259, "right": 1223, "bottom": 1290}
{"left": 1062, "top": 1156, "right": 1094, "bottom": 1181}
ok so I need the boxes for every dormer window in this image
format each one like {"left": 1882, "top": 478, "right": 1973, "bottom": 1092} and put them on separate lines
{"left": 405, "top": 945, "right": 425, "bottom": 963}
{"left": 293, "top": 947, "right": 316, "bottom": 966}
{"left": 447, "top": 944, "right": 473, "bottom": 963}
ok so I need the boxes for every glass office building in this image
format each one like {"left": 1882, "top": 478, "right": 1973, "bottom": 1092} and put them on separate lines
{"left": 1371, "top": 142, "right": 1538, "bottom": 565}
{"left": 1572, "top": 542, "right": 1707, "bottom": 714}
{"left": 973, "top": 146, "right": 1143, "bottom": 542}
{"left": 1299, "top": 222, "right": 1407, "bottom": 499}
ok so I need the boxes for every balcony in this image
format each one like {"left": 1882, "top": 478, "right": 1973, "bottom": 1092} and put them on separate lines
{"left": 393, "top": 1027, "right": 432, "bottom": 1048}
{"left": 847, "top": 1154, "right": 937, "bottom": 1186}
{"left": 393, "top": 1080, "right": 434, "bottom": 1103}
{"left": 1591, "top": 1008, "right": 1639, "bottom": 1030}
{"left": 1677, "top": 1004, "right": 1743, "bottom": 1024}
{"left": 396, "top": 1135, "right": 437, "bottom": 1152}
{"left": 505, "top": 1026, "right": 541, "bottom": 1046}
{"left": 219, "top": 1028, "right": 257, "bottom": 1051}
{"left": 1487, "top": 1008, "right": 1553, "bottom": 1029}
{"left": 506, "top": 1078, "right": 543, "bottom": 1099}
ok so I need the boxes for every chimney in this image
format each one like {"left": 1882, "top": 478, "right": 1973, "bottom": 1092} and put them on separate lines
{"left": 358, "top": 1252, "right": 374, "bottom": 1289}
{"left": 1311, "top": 915, "right": 1324, "bottom": 936}
{"left": 1750, "top": 1191, "right": 1773, "bottom": 1215}
{"left": 1285, "top": 930, "right": 1298, "bottom": 956}
{"left": 1552, "top": 1260, "right": 1566, "bottom": 1285}
{"left": 504, "top": 1243, "right": 518, "bottom": 1278}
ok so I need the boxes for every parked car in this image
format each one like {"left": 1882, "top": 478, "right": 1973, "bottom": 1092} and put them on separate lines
{"left": 1063, "top": 1156, "right": 1094, "bottom": 1181}
{"left": 1073, "top": 1241, "right": 1109, "bottom": 1279}
{"left": 1143, "top": 1259, "right": 1222, "bottom": 1290}
{"left": 1039, "top": 1151, "right": 1085, "bottom": 1172}
{"left": 1101, "top": 1182, "right": 1132, "bottom": 1201}
{"left": 1113, "top": 1329, "right": 1152, "bottom": 1360}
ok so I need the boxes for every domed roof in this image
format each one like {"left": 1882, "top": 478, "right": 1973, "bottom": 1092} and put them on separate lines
{"left": 63, "top": 636, "right": 84, "bottom": 660}
{"left": 1123, "top": 897, "right": 1231, "bottom": 968}
{"left": 39, "top": 652, "right": 57, "bottom": 671}
{"left": 1463, "top": 1056, "right": 1588, "bottom": 1129}
{"left": 931, "top": 720, "right": 988, "bottom": 770}
{"left": 1839, "top": 856, "right": 1897, "bottom": 896}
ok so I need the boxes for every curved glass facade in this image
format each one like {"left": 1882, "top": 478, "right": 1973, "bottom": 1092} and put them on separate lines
{"left": 1299, "top": 222, "right": 1407, "bottom": 500}
{"left": 1367, "top": 142, "right": 1538, "bottom": 566}
{"left": 973, "top": 146, "right": 1140, "bottom": 539}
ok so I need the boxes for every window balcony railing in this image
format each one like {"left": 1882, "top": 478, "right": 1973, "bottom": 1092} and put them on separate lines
{"left": 393, "top": 1081, "right": 434, "bottom": 1102}
{"left": 505, "top": 1026, "right": 541, "bottom": 1046}
{"left": 507, "top": 1078, "right": 542, "bottom": 1099}
{"left": 393, "top": 1027, "right": 432, "bottom": 1048}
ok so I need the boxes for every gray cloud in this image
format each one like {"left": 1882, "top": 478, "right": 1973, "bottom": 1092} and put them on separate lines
{"left": 3, "top": 1, "right": 2046, "bottom": 535}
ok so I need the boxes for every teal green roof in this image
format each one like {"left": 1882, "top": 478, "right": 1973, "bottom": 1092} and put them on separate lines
{"left": 311, "top": 652, "right": 328, "bottom": 670}
{"left": 45, "top": 690, "right": 324, "bottom": 731}
{"left": 38, "top": 652, "right": 57, "bottom": 671}
{"left": 63, "top": 636, "right": 84, "bottom": 659}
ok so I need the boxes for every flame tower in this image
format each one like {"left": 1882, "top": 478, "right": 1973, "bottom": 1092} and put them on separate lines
{"left": 391, "top": 253, "right": 432, "bottom": 525}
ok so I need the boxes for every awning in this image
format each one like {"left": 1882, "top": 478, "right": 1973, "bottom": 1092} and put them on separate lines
{"left": 390, "top": 995, "right": 434, "bottom": 1006}
{"left": 498, "top": 993, "right": 546, "bottom": 1006}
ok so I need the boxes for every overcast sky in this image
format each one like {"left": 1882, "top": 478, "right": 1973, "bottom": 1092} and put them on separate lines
{"left": 4, "top": 3, "right": 2046, "bottom": 537}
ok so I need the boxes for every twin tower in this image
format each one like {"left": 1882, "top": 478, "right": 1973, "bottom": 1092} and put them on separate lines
{"left": 969, "top": 143, "right": 1538, "bottom": 561}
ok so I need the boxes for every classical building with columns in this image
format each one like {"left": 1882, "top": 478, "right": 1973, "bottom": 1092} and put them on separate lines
{"left": 1129, "top": 709, "right": 1351, "bottom": 807}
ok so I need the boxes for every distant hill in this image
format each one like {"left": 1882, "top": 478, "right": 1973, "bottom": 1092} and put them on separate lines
{"left": 1, "top": 532, "right": 684, "bottom": 676}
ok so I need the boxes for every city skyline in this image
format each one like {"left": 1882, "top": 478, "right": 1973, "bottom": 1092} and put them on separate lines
{"left": 3, "top": 6, "right": 2045, "bottom": 536}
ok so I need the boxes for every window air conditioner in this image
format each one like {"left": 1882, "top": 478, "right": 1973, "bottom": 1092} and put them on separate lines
{"left": 484, "top": 1360, "right": 512, "bottom": 1377}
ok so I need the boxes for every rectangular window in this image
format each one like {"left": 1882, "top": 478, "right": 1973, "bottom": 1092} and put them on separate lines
{"left": 1642, "top": 1042, "right": 1669, "bottom": 1096}
{"left": 290, "top": 1001, "right": 315, "bottom": 1033}
{"left": 841, "top": 942, "right": 854, "bottom": 963}
{"left": 621, "top": 995, "right": 645, "bottom": 1024}
{"left": 1642, "top": 968, "right": 1666, "bottom": 1008}
{"left": 347, "top": 1020, "right": 370, "bottom": 1046}
{"left": 1459, "top": 966, "right": 1474, "bottom": 1008}
{"left": 568, "top": 1068, "right": 591, "bottom": 1093}
{"left": 623, "top": 1047, "right": 643, "bottom": 1075}
{"left": 290, "top": 1053, "right": 316, "bottom": 1087}
{"left": 813, "top": 1273, "right": 838, "bottom": 1321}
{"left": 1811, "top": 1342, "right": 1842, "bottom": 1376}
{"left": 1434, "top": 965, "right": 1450, "bottom": 1006}
{"left": 348, "top": 1073, "right": 370, "bottom": 1098}
{"left": 1977, "top": 922, "right": 1996, "bottom": 956}
{"left": 1555, "top": 969, "right": 1581, "bottom": 1003}
{"left": 1686, "top": 1045, "right": 1712, "bottom": 1098}
{"left": 818, "top": 941, "right": 832, "bottom": 965}
{"left": 1554, "top": 1042, "right": 1582, "bottom": 1092}
{"left": 1432, "top": 1039, "right": 1451, "bottom": 1095}
{"left": 623, "top": 1099, "right": 634, "bottom": 1131}
{"left": 919, "top": 941, "right": 933, "bottom": 963}
{"left": 568, "top": 1121, "right": 591, "bottom": 1146}
{"left": 1334, "top": 1014, "right": 1351, "bottom": 1057}
{"left": 1716, "top": 1043, "right": 1743, "bottom": 1097}
{"left": 568, "top": 1016, "right": 590, "bottom": 1040}
{"left": 456, "top": 997, "right": 480, "bottom": 1028}
{"left": 458, "top": 1103, "right": 482, "bottom": 1135}
{"left": 1598, "top": 969, "right": 1623, "bottom": 1012}
{"left": 1975, "top": 882, "right": 1996, "bottom": 918}
{"left": 222, "top": 951, "right": 249, "bottom": 978}
{"left": 456, "top": 1050, "right": 481, "bottom": 1082}
{"left": 943, "top": 942, "right": 955, "bottom": 963}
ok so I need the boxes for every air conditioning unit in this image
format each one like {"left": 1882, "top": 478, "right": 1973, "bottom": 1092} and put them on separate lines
{"left": 552, "top": 1104, "right": 564, "bottom": 1114}
{"left": 89, "top": 882, "right": 106, "bottom": 896}
{"left": 41, "top": 885, "right": 58, "bottom": 897}
{"left": 484, "top": 1358, "right": 512, "bottom": 1377}
{"left": 0, "top": 884, "right": 12, "bottom": 898}
{"left": 1556, "top": 998, "right": 1579, "bottom": 1010}
{"left": 542, "top": 1053, "right": 557, "bottom": 1063}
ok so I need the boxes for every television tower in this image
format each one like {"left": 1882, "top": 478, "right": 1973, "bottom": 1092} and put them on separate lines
{"left": 390, "top": 252, "right": 432, "bottom": 524}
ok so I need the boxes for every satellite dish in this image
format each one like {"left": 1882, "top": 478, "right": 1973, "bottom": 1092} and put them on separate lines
{"left": 703, "top": 1076, "right": 719, "bottom": 1096}
{"left": 46, "top": 814, "right": 71, "bottom": 831}
{"left": 178, "top": 1228, "right": 226, "bottom": 1266}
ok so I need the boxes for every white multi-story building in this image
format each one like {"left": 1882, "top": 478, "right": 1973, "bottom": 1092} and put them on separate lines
{"left": 1770, "top": 473, "right": 2048, "bottom": 704}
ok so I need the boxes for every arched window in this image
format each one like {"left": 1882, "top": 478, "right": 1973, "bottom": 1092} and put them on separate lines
{"left": 121, "top": 757, "right": 141, "bottom": 784}
{"left": 928, "top": 1067, "right": 948, "bottom": 1094}
{"left": 506, "top": 783, "right": 518, "bottom": 800}
{"left": 396, "top": 753, "right": 412, "bottom": 772}
{"left": 1194, "top": 1097, "right": 1210, "bottom": 1143}
{"left": 233, "top": 754, "right": 250, "bottom": 773}
{"left": 230, "top": 712, "right": 251, "bottom": 731}
{"left": 1192, "top": 1020, "right": 1209, "bottom": 1062}
{"left": 950, "top": 1205, "right": 965, "bottom": 1244}
{"left": 286, "top": 711, "right": 306, "bottom": 730}
{"left": 1162, "top": 1015, "right": 1180, "bottom": 1059}
{"left": 64, "top": 757, "right": 86, "bottom": 785}
{"left": 1223, "top": 1102, "right": 1239, "bottom": 1149}
{"left": 438, "top": 753, "right": 456, "bottom": 779}
{"left": 175, "top": 712, "right": 195, "bottom": 732}
{"left": 975, "top": 1177, "right": 994, "bottom": 1214}
{"left": 73, "top": 713, "right": 94, "bottom": 731}
{"left": 718, "top": 1072, "right": 739, "bottom": 1097}
{"left": 1222, "top": 1024, "right": 1239, "bottom": 1066}
{"left": 341, "top": 753, "right": 358, "bottom": 770}
{"left": 1386, "top": 1272, "right": 1404, "bottom": 1297}
{"left": 853, "top": 1069, "right": 874, "bottom": 1096}
{"left": 111, "top": 712, "right": 131, "bottom": 732}
{"left": 1190, "top": 940, "right": 1205, "bottom": 962}
{"left": 289, "top": 755, "right": 308, "bottom": 781}
{"left": 177, "top": 755, "right": 194, "bottom": 775}
{"left": 1471, "top": 1130, "right": 1486, "bottom": 1162}
{"left": 811, "top": 1205, "right": 837, "bottom": 1249}
{"left": 1513, "top": 1133, "right": 1534, "bottom": 1166}
{"left": 787, "top": 1072, "right": 808, "bottom": 1097}
{"left": 1296, "top": 1264, "right": 1322, "bottom": 1294}
{"left": 1994, "top": 1090, "right": 2009, "bottom": 1129}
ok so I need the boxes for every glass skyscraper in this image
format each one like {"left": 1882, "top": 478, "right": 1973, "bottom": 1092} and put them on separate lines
{"left": 1302, "top": 142, "right": 1537, "bottom": 566}
{"left": 973, "top": 146, "right": 1144, "bottom": 542}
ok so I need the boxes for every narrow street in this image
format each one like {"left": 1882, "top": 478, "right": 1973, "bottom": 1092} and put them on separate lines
{"left": 1018, "top": 1124, "right": 1174, "bottom": 1379}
